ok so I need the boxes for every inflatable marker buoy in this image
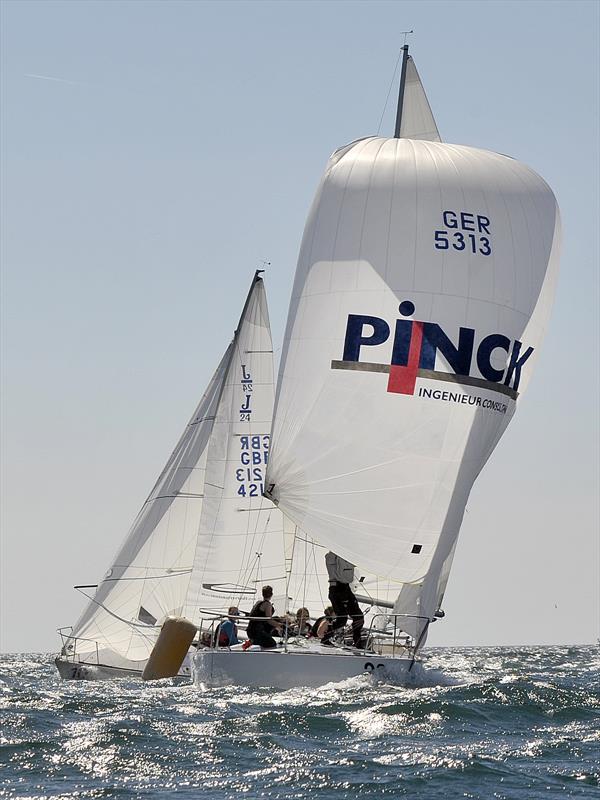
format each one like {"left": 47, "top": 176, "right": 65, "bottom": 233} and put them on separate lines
{"left": 142, "top": 617, "right": 197, "bottom": 681}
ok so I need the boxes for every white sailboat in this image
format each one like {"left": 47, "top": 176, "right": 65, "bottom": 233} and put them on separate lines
{"left": 192, "top": 47, "right": 560, "bottom": 688}
{"left": 58, "top": 48, "right": 560, "bottom": 689}
{"left": 56, "top": 271, "right": 286, "bottom": 679}
{"left": 56, "top": 267, "right": 391, "bottom": 682}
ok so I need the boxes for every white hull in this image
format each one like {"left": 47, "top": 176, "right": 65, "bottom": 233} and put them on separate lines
{"left": 55, "top": 657, "right": 142, "bottom": 681}
{"left": 192, "top": 645, "right": 418, "bottom": 689}
{"left": 54, "top": 654, "right": 193, "bottom": 682}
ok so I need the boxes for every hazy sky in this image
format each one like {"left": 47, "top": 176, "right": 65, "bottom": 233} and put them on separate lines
{"left": 1, "top": 0, "right": 598, "bottom": 653}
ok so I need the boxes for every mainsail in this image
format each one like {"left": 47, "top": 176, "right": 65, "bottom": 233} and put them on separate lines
{"left": 182, "top": 274, "right": 286, "bottom": 619}
{"left": 265, "top": 52, "right": 560, "bottom": 643}
{"left": 63, "top": 272, "right": 284, "bottom": 670}
{"left": 398, "top": 54, "right": 441, "bottom": 142}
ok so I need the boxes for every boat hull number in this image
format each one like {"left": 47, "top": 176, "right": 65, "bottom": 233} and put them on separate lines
{"left": 363, "top": 662, "right": 386, "bottom": 673}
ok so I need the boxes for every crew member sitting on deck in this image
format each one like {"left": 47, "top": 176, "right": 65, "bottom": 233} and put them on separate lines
{"left": 324, "top": 551, "right": 364, "bottom": 647}
{"left": 246, "top": 585, "right": 281, "bottom": 649}
{"left": 294, "top": 607, "right": 311, "bottom": 637}
{"left": 311, "top": 606, "right": 335, "bottom": 640}
{"left": 214, "top": 606, "right": 239, "bottom": 647}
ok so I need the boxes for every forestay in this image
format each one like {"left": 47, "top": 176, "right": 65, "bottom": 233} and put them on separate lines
{"left": 266, "top": 133, "right": 560, "bottom": 639}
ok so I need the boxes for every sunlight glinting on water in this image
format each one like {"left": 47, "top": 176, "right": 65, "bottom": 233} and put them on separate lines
{"left": 0, "top": 647, "right": 598, "bottom": 799}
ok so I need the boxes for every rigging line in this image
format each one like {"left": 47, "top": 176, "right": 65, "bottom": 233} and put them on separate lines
{"left": 376, "top": 48, "right": 404, "bottom": 136}
{"left": 302, "top": 533, "right": 309, "bottom": 612}
{"left": 238, "top": 509, "right": 277, "bottom": 610}
{"left": 284, "top": 525, "right": 298, "bottom": 612}
{"left": 293, "top": 534, "right": 327, "bottom": 549}
{"left": 74, "top": 589, "right": 161, "bottom": 633}
{"left": 237, "top": 552, "right": 261, "bottom": 602}
{"left": 309, "top": 539, "right": 326, "bottom": 611}
{"left": 236, "top": 512, "right": 271, "bottom": 602}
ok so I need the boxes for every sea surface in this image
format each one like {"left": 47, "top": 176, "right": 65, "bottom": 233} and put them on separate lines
{"left": 1, "top": 646, "right": 598, "bottom": 799}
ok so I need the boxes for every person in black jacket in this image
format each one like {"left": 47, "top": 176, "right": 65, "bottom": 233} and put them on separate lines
{"left": 246, "top": 585, "right": 281, "bottom": 649}
{"left": 324, "top": 551, "right": 364, "bottom": 647}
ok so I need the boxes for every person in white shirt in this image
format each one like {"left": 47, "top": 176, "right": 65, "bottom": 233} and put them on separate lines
{"left": 324, "top": 552, "right": 364, "bottom": 647}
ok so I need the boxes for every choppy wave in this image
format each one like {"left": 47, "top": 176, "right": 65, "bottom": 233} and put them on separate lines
{"left": 1, "top": 646, "right": 598, "bottom": 798}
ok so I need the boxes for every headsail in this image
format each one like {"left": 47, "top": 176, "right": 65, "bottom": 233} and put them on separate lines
{"left": 265, "top": 132, "right": 560, "bottom": 642}
{"left": 64, "top": 351, "right": 229, "bottom": 669}
{"left": 64, "top": 272, "right": 281, "bottom": 669}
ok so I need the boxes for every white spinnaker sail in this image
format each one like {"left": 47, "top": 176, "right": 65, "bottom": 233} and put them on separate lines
{"left": 65, "top": 274, "right": 281, "bottom": 667}
{"left": 393, "top": 539, "right": 457, "bottom": 641}
{"left": 265, "top": 136, "right": 560, "bottom": 641}
{"left": 399, "top": 56, "right": 441, "bottom": 142}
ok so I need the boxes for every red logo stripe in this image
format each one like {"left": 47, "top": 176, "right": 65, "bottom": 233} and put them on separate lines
{"left": 387, "top": 321, "right": 423, "bottom": 394}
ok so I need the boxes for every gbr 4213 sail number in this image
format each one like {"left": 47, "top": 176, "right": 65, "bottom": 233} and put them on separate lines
{"left": 434, "top": 210, "right": 492, "bottom": 256}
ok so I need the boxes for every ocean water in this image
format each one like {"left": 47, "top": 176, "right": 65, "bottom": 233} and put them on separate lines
{"left": 1, "top": 646, "right": 598, "bottom": 799}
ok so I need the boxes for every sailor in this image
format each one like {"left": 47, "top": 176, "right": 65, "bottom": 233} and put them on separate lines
{"left": 214, "top": 606, "right": 239, "bottom": 647}
{"left": 324, "top": 551, "right": 364, "bottom": 647}
{"left": 310, "top": 606, "right": 335, "bottom": 640}
{"left": 294, "top": 607, "right": 311, "bottom": 637}
{"left": 246, "top": 585, "right": 281, "bottom": 649}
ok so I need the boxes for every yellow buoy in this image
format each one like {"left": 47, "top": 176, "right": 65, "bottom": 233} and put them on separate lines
{"left": 142, "top": 617, "right": 198, "bottom": 681}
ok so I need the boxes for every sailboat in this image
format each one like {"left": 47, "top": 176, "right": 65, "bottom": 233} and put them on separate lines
{"left": 56, "top": 269, "right": 393, "bottom": 681}
{"left": 56, "top": 271, "right": 287, "bottom": 679}
{"left": 57, "top": 47, "right": 560, "bottom": 688}
{"left": 191, "top": 46, "right": 560, "bottom": 688}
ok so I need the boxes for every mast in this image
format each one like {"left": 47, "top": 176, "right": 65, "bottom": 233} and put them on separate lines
{"left": 234, "top": 268, "right": 265, "bottom": 335}
{"left": 393, "top": 45, "right": 410, "bottom": 138}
